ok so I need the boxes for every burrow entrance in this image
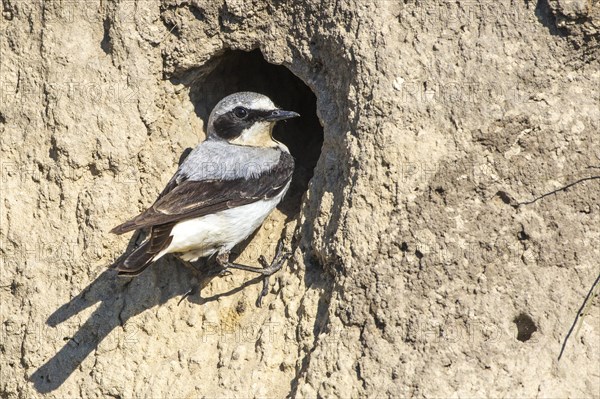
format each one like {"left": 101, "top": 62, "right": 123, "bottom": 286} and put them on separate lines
{"left": 187, "top": 49, "right": 323, "bottom": 218}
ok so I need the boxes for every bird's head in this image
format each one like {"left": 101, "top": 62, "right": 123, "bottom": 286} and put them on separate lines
{"left": 207, "top": 92, "right": 300, "bottom": 149}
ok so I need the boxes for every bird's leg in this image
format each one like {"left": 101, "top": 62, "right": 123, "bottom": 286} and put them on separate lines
{"left": 177, "top": 259, "right": 202, "bottom": 305}
{"left": 216, "top": 241, "right": 291, "bottom": 307}
{"left": 216, "top": 241, "right": 290, "bottom": 276}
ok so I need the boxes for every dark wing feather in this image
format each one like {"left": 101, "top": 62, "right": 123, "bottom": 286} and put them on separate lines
{"left": 148, "top": 222, "right": 176, "bottom": 253}
{"left": 111, "top": 151, "right": 294, "bottom": 234}
{"left": 156, "top": 173, "right": 186, "bottom": 201}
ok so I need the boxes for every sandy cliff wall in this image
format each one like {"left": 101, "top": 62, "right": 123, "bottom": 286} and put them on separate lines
{"left": 1, "top": 0, "right": 599, "bottom": 397}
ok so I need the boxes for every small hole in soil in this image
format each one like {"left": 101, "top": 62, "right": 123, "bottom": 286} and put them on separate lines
{"left": 495, "top": 190, "right": 513, "bottom": 204}
{"left": 187, "top": 49, "right": 323, "bottom": 219}
{"left": 514, "top": 313, "right": 537, "bottom": 342}
{"left": 517, "top": 229, "right": 529, "bottom": 241}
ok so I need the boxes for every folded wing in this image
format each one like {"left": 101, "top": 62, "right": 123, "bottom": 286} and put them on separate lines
{"left": 110, "top": 151, "right": 294, "bottom": 234}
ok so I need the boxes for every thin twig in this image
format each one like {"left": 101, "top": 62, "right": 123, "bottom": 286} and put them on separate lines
{"left": 558, "top": 271, "right": 600, "bottom": 361}
{"left": 515, "top": 175, "right": 600, "bottom": 207}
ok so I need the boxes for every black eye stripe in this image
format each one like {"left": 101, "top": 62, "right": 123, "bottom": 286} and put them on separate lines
{"left": 238, "top": 109, "right": 272, "bottom": 121}
{"left": 212, "top": 109, "right": 276, "bottom": 140}
{"left": 213, "top": 113, "right": 246, "bottom": 140}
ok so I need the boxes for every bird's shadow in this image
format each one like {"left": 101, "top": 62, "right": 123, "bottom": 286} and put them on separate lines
{"left": 30, "top": 233, "right": 273, "bottom": 393}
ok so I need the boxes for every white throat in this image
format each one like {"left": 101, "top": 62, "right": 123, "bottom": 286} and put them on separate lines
{"left": 229, "top": 122, "right": 289, "bottom": 152}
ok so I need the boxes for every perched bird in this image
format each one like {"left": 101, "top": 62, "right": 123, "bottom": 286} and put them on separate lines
{"left": 110, "top": 92, "right": 299, "bottom": 306}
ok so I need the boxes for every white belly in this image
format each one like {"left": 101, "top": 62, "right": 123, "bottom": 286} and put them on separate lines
{"left": 154, "top": 187, "right": 287, "bottom": 262}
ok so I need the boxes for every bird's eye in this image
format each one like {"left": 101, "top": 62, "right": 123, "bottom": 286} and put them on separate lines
{"left": 233, "top": 107, "right": 248, "bottom": 119}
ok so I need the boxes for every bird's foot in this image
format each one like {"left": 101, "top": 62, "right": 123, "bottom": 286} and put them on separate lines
{"left": 258, "top": 240, "right": 291, "bottom": 276}
{"left": 256, "top": 241, "right": 291, "bottom": 307}
{"left": 216, "top": 241, "right": 292, "bottom": 307}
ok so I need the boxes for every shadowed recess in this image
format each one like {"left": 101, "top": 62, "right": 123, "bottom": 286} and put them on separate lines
{"left": 514, "top": 313, "right": 538, "bottom": 342}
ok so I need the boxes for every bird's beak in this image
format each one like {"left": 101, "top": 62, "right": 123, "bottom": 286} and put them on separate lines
{"left": 264, "top": 109, "right": 300, "bottom": 121}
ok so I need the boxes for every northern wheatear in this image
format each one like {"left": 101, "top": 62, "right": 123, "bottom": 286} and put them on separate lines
{"left": 110, "top": 92, "right": 299, "bottom": 306}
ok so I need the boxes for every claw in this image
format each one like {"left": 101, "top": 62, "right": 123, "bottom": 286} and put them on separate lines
{"left": 256, "top": 277, "right": 270, "bottom": 307}
{"left": 178, "top": 286, "right": 198, "bottom": 306}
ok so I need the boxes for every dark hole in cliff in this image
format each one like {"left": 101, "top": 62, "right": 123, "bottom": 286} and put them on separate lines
{"left": 495, "top": 190, "right": 513, "bottom": 205}
{"left": 100, "top": 17, "right": 112, "bottom": 55}
{"left": 514, "top": 313, "right": 537, "bottom": 342}
{"left": 517, "top": 229, "right": 529, "bottom": 241}
{"left": 187, "top": 49, "right": 323, "bottom": 219}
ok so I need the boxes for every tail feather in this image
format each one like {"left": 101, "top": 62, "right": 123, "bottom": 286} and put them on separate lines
{"left": 110, "top": 240, "right": 156, "bottom": 276}
{"left": 110, "top": 222, "right": 175, "bottom": 276}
